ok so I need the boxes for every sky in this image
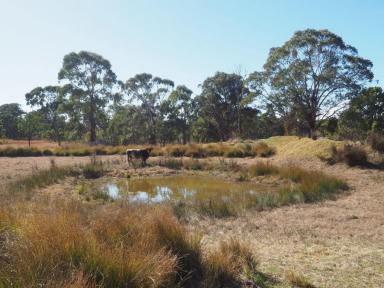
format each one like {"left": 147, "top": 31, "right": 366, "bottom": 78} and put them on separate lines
{"left": 0, "top": 0, "right": 383, "bottom": 108}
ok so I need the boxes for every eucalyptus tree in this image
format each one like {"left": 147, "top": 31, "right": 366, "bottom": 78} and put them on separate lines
{"left": 248, "top": 29, "right": 373, "bottom": 138}
{"left": 58, "top": 51, "right": 117, "bottom": 142}
{"left": 17, "top": 111, "right": 43, "bottom": 147}
{"left": 197, "top": 72, "right": 252, "bottom": 141}
{"left": 125, "top": 73, "right": 174, "bottom": 144}
{"left": 25, "top": 85, "right": 67, "bottom": 145}
{"left": 0, "top": 103, "right": 24, "bottom": 139}
{"left": 339, "top": 86, "right": 384, "bottom": 139}
{"left": 162, "top": 85, "right": 195, "bottom": 144}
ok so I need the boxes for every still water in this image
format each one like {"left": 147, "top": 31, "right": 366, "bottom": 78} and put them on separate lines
{"left": 101, "top": 175, "right": 273, "bottom": 203}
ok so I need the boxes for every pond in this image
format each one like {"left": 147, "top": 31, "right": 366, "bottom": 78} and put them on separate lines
{"left": 99, "top": 175, "right": 276, "bottom": 203}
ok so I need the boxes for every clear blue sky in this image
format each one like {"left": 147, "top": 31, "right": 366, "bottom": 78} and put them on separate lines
{"left": 0, "top": 0, "right": 383, "bottom": 108}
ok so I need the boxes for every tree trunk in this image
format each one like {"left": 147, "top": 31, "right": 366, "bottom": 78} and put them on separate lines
{"left": 89, "top": 102, "right": 96, "bottom": 143}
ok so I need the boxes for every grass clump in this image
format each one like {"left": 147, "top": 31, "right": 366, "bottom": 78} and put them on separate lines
{"left": 0, "top": 203, "right": 275, "bottom": 288}
{"left": 285, "top": 270, "right": 316, "bottom": 288}
{"left": 158, "top": 158, "right": 183, "bottom": 170}
{"left": 249, "top": 162, "right": 278, "bottom": 176}
{"left": 82, "top": 163, "right": 105, "bottom": 179}
{"left": 367, "top": 132, "right": 384, "bottom": 154}
{"left": 251, "top": 142, "right": 276, "bottom": 157}
{"left": 325, "top": 144, "right": 368, "bottom": 167}
{"left": 203, "top": 239, "right": 273, "bottom": 288}
{"left": 0, "top": 147, "right": 43, "bottom": 157}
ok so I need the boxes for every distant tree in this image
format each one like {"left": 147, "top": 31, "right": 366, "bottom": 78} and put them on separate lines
{"left": 25, "top": 85, "right": 67, "bottom": 145}
{"left": 0, "top": 103, "right": 24, "bottom": 139}
{"left": 17, "top": 111, "right": 43, "bottom": 147}
{"left": 107, "top": 105, "right": 148, "bottom": 145}
{"left": 249, "top": 29, "right": 374, "bottom": 139}
{"left": 58, "top": 51, "right": 117, "bottom": 142}
{"left": 339, "top": 86, "right": 384, "bottom": 140}
{"left": 197, "top": 72, "right": 253, "bottom": 141}
{"left": 125, "top": 73, "right": 174, "bottom": 144}
{"left": 162, "top": 85, "right": 195, "bottom": 144}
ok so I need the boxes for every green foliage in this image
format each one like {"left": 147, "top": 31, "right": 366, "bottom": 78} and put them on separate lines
{"left": 249, "top": 29, "right": 373, "bottom": 138}
{"left": 0, "top": 103, "right": 24, "bottom": 139}
{"left": 196, "top": 72, "right": 255, "bottom": 141}
{"left": 58, "top": 51, "right": 117, "bottom": 142}
{"left": 124, "top": 73, "right": 174, "bottom": 144}
{"left": 339, "top": 87, "right": 384, "bottom": 140}
{"left": 17, "top": 111, "right": 44, "bottom": 146}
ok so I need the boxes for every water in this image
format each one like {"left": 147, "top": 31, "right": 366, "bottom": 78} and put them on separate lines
{"left": 101, "top": 175, "right": 273, "bottom": 203}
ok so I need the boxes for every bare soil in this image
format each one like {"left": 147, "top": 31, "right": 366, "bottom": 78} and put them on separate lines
{"left": 0, "top": 154, "right": 383, "bottom": 287}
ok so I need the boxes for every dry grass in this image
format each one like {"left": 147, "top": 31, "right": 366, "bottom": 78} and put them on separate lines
{"left": 323, "top": 144, "right": 368, "bottom": 167}
{"left": 264, "top": 136, "right": 343, "bottom": 159}
{"left": 0, "top": 199, "right": 278, "bottom": 288}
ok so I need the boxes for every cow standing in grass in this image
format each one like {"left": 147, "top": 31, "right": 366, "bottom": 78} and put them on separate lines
{"left": 126, "top": 148, "right": 152, "bottom": 167}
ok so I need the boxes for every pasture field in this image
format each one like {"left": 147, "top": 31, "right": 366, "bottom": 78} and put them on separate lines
{"left": 0, "top": 137, "right": 383, "bottom": 287}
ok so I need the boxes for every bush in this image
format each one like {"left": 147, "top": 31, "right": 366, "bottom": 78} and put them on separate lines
{"left": 367, "top": 132, "right": 384, "bottom": 153}
{"left": 82, "top": 163, "right": 105, "bottom": 179}
{"left": 185, "top": 144, "right": 207, "bottom": 158}
{"left": 166, "top": 145, "right": 187, "bottom": 157}
{"left": 158, "top": 158, "right": 183, "bottom": 170}
{"left": 0, "top": 147, "right": 43, "bottom": 157}
{"left": 203, "top": 239, "right": 270, "bottom": 288}
{"left": 252, "top": 142, "right": 276, "bottom": 157}
{"left": 249, "top": 162, "right": 278, "bottom": 176}
{"left": 326, "top": 144, "right": 368, "bottom": 167}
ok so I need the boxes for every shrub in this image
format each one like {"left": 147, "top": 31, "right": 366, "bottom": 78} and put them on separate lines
{"left": 82, "top": 163, "right": 105, "bottom": 179}
{"left": 166, "top": 145, "right": 187, "bottom": 157}
{"left": 203, "top": 239, "right": 270, "bottom": 288}
{"left": 185, "top": 144, "right": 207, "bottom": 158}
{"left": 252, "top": 142, "right": 276, "bottom": 157}
{"left": 158, "top": 158, "right": 183, "bottom": 170}
{"left": 0, "top": 147, "right": 43, "bottom": 157}
{"left": 367, "top": 132, "right": 384, "bottom": 153}
{"left": 326, "top": 144, "right": 368, "bottom": 166}
{"left": 249, "top": 162, "right": 278, "bottom": 176}
{"left": 42, "top": 149, "right": 53, "bottom": 156}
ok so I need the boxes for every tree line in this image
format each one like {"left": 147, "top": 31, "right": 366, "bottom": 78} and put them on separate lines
{"left": 0, "top": 29, "right": 382, "bottom": 146}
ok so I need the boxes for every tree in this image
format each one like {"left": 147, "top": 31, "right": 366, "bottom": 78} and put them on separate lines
{"left": 124, "top": 73, "right": 174, "bottom": 144}
{"left": 162, "top": 85, "right": 195, "bottom": 144}
{"left": 0, "top": 103, "right": 24, "bottom": 139}
{"left": 58, "top": 51, "right": 117, "bottom": 142}
{"left": 17, "top": 111, "right": 43, "bottom": 147}
{"left": 249, "top": 29, "right": 373, "bottom": 139}
{"left": 197, "top": 72, "right": 252, "bottom": 141}
{"left": 106, "top": 105, "right": 148, "bottom": 145}
{"left": 25, "top": 85, "right": 66, "bottom": 145}
{"left": 338, "top": 86, "right": 384, "bottom": 140}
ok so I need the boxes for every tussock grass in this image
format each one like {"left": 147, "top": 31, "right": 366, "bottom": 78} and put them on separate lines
{"left": 150, "top": 141, "right": 275, "bottom": 159}
{"left": 203, "top": 239, "right": 268, "bottom": 288}
{"left": 0, "top": 202, "right": 275, "bottom": 288}
{"left": 324, "top": 144, "right": 368, "bottom": 167}
{"left": 0, "top": 140, "right": 275, "bottom": 159}
{"left": 285, "top": 270, "right": 317, "bottom": 288}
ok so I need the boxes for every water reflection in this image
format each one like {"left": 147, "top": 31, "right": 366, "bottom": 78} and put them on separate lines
{"left": 101, "top": 176, "right": 272, "bottom": 203}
